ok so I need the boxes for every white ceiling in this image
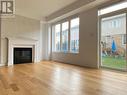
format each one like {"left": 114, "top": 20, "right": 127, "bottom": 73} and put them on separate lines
{"left": 15, "top": 0, "right": 78, "bottom": 20}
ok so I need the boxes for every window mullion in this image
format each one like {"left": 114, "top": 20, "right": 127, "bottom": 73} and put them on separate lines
{"left": 60, "top": 23, "right": 62, "bottom": 51}
{"left": 68, "top": 20, "right": 71, "bottom": 52}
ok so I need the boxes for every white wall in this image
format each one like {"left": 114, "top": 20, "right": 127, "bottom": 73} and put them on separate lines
{"left": 41, "top": 23, "right": 50, "bottom": 60}
{"left": 51, "top": 8, "right": 99, "bottom": 68}
{"left": 1, "top": 15, "right": 43, "bottom": 65}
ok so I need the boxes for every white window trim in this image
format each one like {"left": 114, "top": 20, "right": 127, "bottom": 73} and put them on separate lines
{"left": 52, "top": 16, "right": 79, "bottom": 54}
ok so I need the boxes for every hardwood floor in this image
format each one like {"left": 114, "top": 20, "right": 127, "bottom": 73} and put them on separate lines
{"left": 0, "top": 61, "right": 127, "bottom": 95}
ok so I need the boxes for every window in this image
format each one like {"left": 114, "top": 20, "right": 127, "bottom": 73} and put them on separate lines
{"left": 61, "top": 22, "right": 69, "bottom": 52}
{"left": 52, "top": 17, "right": 80, "bottom": 53}
{"left": 98, "top": 1, "right": 127, "bottom": 16}
{"left": 54, "top": 24, "right": 61, "bottom": 51}
{"left": 70, "top": 18, "right": 79, "bottom": 53}
{"left": 122, "top": 34, "right": 126, "bottom": 45}
{"left": 113, "top": 20, "right": 119, "bottom": 28}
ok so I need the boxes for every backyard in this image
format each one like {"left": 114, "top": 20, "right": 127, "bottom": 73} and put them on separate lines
{"left": 102, "top": 56, "right": 126, "bottom": 70}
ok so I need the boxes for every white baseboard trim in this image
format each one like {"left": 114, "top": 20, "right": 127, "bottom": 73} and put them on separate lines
{"left": 0, "top": 64, "right": 5, "bottom": 67}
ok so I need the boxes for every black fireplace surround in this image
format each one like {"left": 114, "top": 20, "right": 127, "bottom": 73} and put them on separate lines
{"left": 14, "top": 48, "right": 32, "bottom": 64}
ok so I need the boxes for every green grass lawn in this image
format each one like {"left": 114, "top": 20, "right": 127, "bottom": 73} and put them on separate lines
{"left": 102, "top": 56, "right": 126, "bottom": 70}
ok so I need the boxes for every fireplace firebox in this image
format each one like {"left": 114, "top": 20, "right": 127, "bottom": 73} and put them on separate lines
{"left": 14, "top": 48, "right": 32, "bottom": 64}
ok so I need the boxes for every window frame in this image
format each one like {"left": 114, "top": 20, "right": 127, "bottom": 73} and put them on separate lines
{"left": 70, "top": 17, "right": 80, "bottom": 53}
{"left": 51, "top": 16, "right": 80, "bottom": 54}
{"left": 54, "top": 24, "right": 61, "bottom": 52}
{"left": 61, "top": 21, "right": 69, "bottom": 52}
{"left": 121, "top": 34, "right": 126, "bottom": 45}
{"left": 51, "top": 23, "right": 61, "bottom": 52}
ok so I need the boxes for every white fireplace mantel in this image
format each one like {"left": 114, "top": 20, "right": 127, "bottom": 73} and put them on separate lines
{"left": 7, "top": 37, "right": 39, "bottom": 66}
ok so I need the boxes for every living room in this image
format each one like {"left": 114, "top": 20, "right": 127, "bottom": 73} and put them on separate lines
{"left": 0, "top": 0, "right": 127, "bottom": 95}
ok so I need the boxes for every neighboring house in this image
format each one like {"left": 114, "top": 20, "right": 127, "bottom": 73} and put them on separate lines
{"left": 101, "top": 14, "right": 126, "bottom": 55}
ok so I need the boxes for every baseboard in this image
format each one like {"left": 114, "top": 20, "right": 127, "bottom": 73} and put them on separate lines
{"left": 51, "top": 60, "right": 99, "bottom": 69}
{"left": 0, "top": 64, "right": 5, "bottom": 67}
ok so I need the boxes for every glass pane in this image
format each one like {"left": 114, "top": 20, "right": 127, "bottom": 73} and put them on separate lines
{"left": 101, "top": 13, "right": 126, "bottom": 70}
{"left": 98, "top": 1, "right": 127, "bottom": 16}
{"left": 70, "top": 17, "right": 79, "bottom": 53}
{"left": 55, "top": 24, "right": 61, "bottom": 51}
{"left": 61, "top": 22, "right": 69, "bottom": 52}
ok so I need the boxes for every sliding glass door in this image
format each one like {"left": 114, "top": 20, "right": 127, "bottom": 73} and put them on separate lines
{"left": 100, "top": 13, "right": 127, "bottom": 71}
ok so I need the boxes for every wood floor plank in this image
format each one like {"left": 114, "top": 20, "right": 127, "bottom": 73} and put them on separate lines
{"left": 0, "top": 61, "right": 127, "bottom": 95}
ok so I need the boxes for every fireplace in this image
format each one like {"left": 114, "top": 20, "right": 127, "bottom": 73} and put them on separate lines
{"left": 14, "top": 48, "right": 32, "bottom": 64}
{"left": 7, "top": 37, "right": 39, "bottom": 66}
